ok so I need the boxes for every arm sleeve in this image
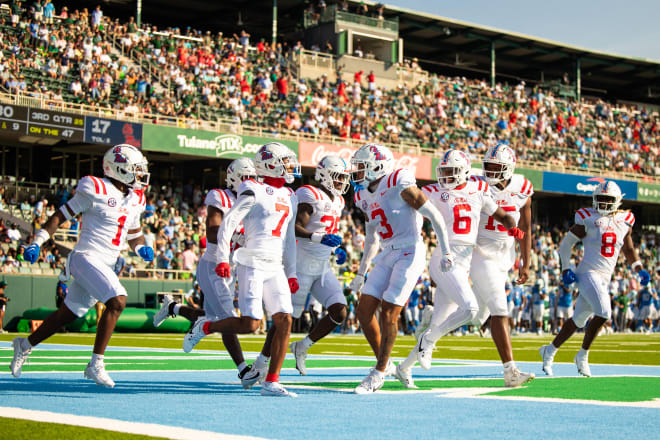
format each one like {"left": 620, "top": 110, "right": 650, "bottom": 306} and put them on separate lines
{"left": 481, "top": 191, "right": 499, "bottom": 216}
{"left": 60, "top": 191, "right": 92, "bottom": 219}
{"left": 417, "top": 200, "right": 450, "bottom": 255}
{"left": 394, "top": 168, "right": 417, "bottom": 191}
{"left": 216, "top": 194, "right": 255, "bottom": 263}
{"left": 358, "top": 220, "right": 380, "bottom": 276}
{"left": 283, "top": 202, "right": 298, "bottom": 278}
{"left": 559, "top": 231, "right": 581, "bottom": 270}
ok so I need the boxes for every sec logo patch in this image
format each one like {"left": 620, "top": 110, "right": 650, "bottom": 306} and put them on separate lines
{"left": 266, "top": 187, "right": 274, "bottom": 195}
{"left": 108, "top": 198, "right": 117, "bottom": 207}
{"left": 441, "top": 192, "right": 449, "bottom": 201}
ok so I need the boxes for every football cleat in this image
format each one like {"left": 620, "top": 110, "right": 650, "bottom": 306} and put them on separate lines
{"left": 417, "top": 333, "right": 434, "bottom": 370}
{"left": 384, "top": 359, "right": 396, "bottom": 377}
{"left": 354, "top": 369, "right": 385, "bottom": 394}
{"left": 10, "top": 337, "right": 32, "bottom": 378}
{"left": 415, "top": 305, "right": 434, "bottom": 341}
{"left": 183, "top": 317, "right": 210, "bottom": 353}
{"left": 504, "top": 366, "right": 535, "bottom": 387}
{"left": 152, "top": 294, "right": 175, "bottom": 328}
{"left": 289, "top": 340, "right": 309, "bottom": 376}
{"left": 238, "top": 365, "right": 261, "bottom": 390}
{"left": 394, "top": 363, "right": 418, "bottom": 389}
{"left": 261, "top": 381, "right": 298, "bottom": 397}
{"left": 539, "top": 345, "right": 555, "bottom": 376}
{"left": 84, "top": 362, "right": 115, "bottom": 388}
{"left": 575, "top": 351, "right": 592, "bottom": 377}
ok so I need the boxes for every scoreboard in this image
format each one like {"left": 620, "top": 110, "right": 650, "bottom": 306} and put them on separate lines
{"left": 0, "top": 103, "right": 85, "bottom": 142}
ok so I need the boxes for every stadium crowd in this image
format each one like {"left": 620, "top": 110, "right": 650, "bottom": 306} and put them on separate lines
{"left": 1, "top": 1, "right": 658, "bottom": 177}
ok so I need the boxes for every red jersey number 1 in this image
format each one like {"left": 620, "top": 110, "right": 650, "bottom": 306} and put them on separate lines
{"left": 112, "top": 215, "right": 127, "bottom": 246}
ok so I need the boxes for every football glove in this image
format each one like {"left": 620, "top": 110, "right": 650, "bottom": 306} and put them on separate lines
{"left": 136, "top": 245, "right": 154, "bottom": 262}
{"left": 638, "top": 269, "right": 651, "bottom": 286}
{"left": 439, "top": 253, "right": 454, "bottom": 273}
{"left": 335, "top": 248, "right": 347, "bottom": 265}
{"left": 288, "top": 277, "right": 299, "bottom": 294}
{"left": 507, "top": 227, "right": 525, "bottom": 239}
{"left": 562, "top": 269, "right": 577, "bottom": 286}
{"left": 349, "top": 274, "right": 365, "bottom": 293}
{"left": 216, "top": 262, "right": 231, "bottom": 278}
{"left": 320, "top": 234, "right": 342, "bottom": 247}
{"left": 23, "top": 243, "right": 40, "bottom": 264}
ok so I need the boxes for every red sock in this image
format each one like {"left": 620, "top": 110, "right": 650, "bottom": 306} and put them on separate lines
{"left": 265, "top": 373, "right": 279, "bottom": 383}
{"left": 202, "top": 321, "right": 212, "bottom": 335}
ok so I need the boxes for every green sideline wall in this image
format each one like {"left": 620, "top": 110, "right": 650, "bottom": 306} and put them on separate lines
{"left": 1, "top": 275, "right": 192, "bottom": 330}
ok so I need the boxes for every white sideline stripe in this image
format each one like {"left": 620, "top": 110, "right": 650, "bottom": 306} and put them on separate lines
{"left": 1, "top": 407, "right": 269, "bottom": 440}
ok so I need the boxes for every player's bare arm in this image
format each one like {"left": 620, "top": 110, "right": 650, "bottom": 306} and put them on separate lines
{"left": 621, "top": 228, "right": 643, "bottom": 273}
{"left": 40, "top": 210, "right": 67, "bottom": 238}
{"left": 400, "top": 185, "right": 426, "bottom": 209}
{"left": 294, "top": 202, "right": 314, "bottom": 238}
{"left": 515, "top": 197, "right": 533, "bottom": 285}
{"left": 206, "top": 205, "right": 224, "bottom": 244}
{"left": 491, "top": 208, "right": 517, "bottom": 231}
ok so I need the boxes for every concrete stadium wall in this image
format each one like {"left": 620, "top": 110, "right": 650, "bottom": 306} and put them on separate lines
{"left": 1, "top": 274, "right": 193, "bottom": 331}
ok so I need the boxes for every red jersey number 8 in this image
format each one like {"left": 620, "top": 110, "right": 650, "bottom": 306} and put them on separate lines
{"left": 600, "top": 232, "right": 616, "bottom": 257}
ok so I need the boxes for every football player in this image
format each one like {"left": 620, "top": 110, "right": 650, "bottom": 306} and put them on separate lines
{"left": 288, "top": 155, "right": 350, "bottom": 375}
{"left": 10, "top": 145, "right": 154, "bottom": 388}
{"left": 465, "top": 144, "right": 535, "bottom": 385}
{"left": 349, "top": 143, "right": 453, "bottom": 394}
{"left": 541, "top": 181, "right": 650, "bottom": 376}
{"left": 396, "top": 150, "right": 532, "bottom": 388}
{"left": 152, "top": 157, "right": 261, "bottom": 388}
{"left": 182, "top": 142, "right": 301, "bottom": 397}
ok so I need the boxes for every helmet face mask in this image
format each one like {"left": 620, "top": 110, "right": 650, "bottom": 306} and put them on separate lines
{"left": 226, "top": 157, "right": 257, "bottom": 191}
{"left": 315, "top": 155, "right": 350, "bottom": 196}
{"left": 436, "top": 150, "right": 470, "bottom": 190}
{"left": 350, "top": 144, "right": 394, "bottom": 188}
{"left": 592, "top": 181, "right": 623, "bottom": 215}
{"left": 483, "top": 144, "right": 515, "bottom": 185}
{"left": 103, "top": 144, "right": 150, "bottom": 190}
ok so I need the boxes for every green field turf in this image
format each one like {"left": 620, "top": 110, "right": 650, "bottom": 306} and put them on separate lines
{"left": 2, "top": 417, "right": 171, "bottom": 440}
{"left": 2, "top": 332, "right": 659, "bottom": 365}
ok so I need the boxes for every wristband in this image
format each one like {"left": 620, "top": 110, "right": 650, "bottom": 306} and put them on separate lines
{"left": 310, "top": 232, "right": 323, "bottom": 243}
{"left": 126, "top": 230, "right": 143, "bottom": 241}
{"left": 631, "top": 260, "right": 642, "bottom": 271}
{"left": 33, "top": 229, "right": 50, "bottom": 247}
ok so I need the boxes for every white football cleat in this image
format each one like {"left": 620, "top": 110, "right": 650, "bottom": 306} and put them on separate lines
{"left": 10, "top": 337, "right": 32, "bottom": 378}
{"left": 384, "top": 359, "right": 396, "bottom": 377}
{"left": 574, "top": 351, "right": 592, "bottom": 377}
{"left": 417, "top": 333, "right": 434, "bottom": 370}
{"left": 394, "top": 363, "right": 417, "bottom": 389}
{"left": 504, "top": 366, "right": 535, "bottom": 387}
{"left": 183, "top": 317, "right": 210, "bottom": 353}
{"left": 354, "top": 369, "right": 385, "bottom": 394}
{"left": 238, "top": 365, "right": 261, "bottom": 390}
{"left": 153, "top": 294, "right": 175, "bottom": 328}
{"left": 415, "top": 305, "right": 434, "bottom": 341}
{"left": 261, "top": 381, "right": 298, "bottom": 397}
{"left": 289, "top": 340, "right": 308, "bottom": 376}
{"left": 84, "top": 362, "right": 115, "bottom": 388}
{"left": 539, "top": 345, "right": 555, "bottom": 376}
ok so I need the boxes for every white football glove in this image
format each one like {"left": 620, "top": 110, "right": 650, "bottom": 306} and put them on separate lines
{"left": 349, "top": 274, "right": 365, "bottom": 293}
{"left": 231, "top": 230, "right": 246, "bottom": 247}
{"left": 439, "top": 253, "right": 454, "bottom": 273}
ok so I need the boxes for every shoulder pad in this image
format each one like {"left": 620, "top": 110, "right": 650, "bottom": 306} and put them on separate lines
{"left": 575, "top": 207, "right": 594, "bottom": 224}
{"left": 237, "top": 178, "right": 260, "bottom": 197}
{"left": 469, "top": 178, "right": 489, "bottom": 193}
{"left": 77, "top": 176, "right": 108, "bottom": 197}
{"left": 511, "top": 174, "right": 533, "bottom": 197}
{"left": 296, "top": 185, "right": 323, "bottom": 202}
{"left": 620, "top": 210, "right": 635, "bottom": 227}
{"left": 421, "top": 183, "right": 440, "bottom": 194}
{"left": 387, "top": 168, "right": 416, "bottom": 189}
{"left": 205, "top": 189, "right": 233, "bottom": 210}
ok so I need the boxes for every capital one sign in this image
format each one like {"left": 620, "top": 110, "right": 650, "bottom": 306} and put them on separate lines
{"left": 300, "top": 142, "right": 432, "bottom": 180}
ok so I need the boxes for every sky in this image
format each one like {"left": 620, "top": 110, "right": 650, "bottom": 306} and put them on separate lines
{"left": 385, "top": 0, "right": 660, "bottom": 61}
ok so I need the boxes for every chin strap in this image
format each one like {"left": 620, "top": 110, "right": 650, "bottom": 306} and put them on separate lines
{"left": 263, "top": 176, "right": 285, "bottom": 188}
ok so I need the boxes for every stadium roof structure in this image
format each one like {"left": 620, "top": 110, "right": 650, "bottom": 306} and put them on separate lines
{"left": 100, "top": 0, "right": 660, "bottom": 103}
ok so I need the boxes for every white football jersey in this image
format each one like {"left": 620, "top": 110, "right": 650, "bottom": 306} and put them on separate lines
{"left": 422, "top": 180, "right": 498, "bottom": 248}
{"left": 473, "top": 174, "right": 533, "bottom": 245}
{"left": 64, "top": 175, "right": 145, "bottom": 266}
{"left": 202, "top": 188, "right": 240, "bottom": 263}
{"left": 354, "top": 168, "right": 423, "bottom": 249}
{"left": 238, "top": 179, "right": 296, "bottom": 254}
{"left": 296, "top": 185, "right": 345, "bottom": 259}
{"left": 574, "top": 207, "right": 634, "bottom": 277}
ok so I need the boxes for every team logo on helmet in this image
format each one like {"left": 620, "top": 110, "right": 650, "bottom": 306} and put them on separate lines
{"left": 258, "top": 146, "right": 274, "bottom": 160}
{"left": 369, "top": 145, "right": 387, "bottom": 161}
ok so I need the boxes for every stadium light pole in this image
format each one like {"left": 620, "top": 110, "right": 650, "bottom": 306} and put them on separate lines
{"left": 136, "top": 0, "right": 142, "bottom": 27}
{"left": 490, "top": 40, "right": 496, "bottom": 89}
{"left": 272, "top": 0, "right": 278, "bottom": 45}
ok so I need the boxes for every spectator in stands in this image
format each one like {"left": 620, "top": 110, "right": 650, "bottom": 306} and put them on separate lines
{"left": 55, "top": 279, "right": 67, "bottom": 308}
{"left": 186, "top": 281, "right": 202, "bottom": 309}
{"left": 0, "top": 280, "right": 9, "bottom": 333}
{"left": 7, "top": 223, "right": 21, "bottom": 243}
{"left": 91, "top": 5, "right": 103, "bottom": 29}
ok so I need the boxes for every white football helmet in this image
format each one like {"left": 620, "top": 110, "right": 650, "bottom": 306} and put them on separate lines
{"left": 593, "top": 181, "right": 623, "bottom": 215}
{"left": 102, "top": 144, "right": 150, "bottom": 189}
{"left": 350, "top": 143, "right": 394, "bottom": 187}
{"left": 436, "top": 149, "right": 471, "bottom": 190}
{"left": 254, "top": 142, "right": 301, "bottom": 184}
{"left": 316, "top": 155, "right": 350, "bottom": 196}
{"left": 226, "top": 157, "right": 257, "bottom": 191}
{"left": 483, "top": 143, "right": 516, "bottom": 185}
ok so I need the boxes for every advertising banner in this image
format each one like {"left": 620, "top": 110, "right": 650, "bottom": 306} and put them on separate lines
{"left": 299, "top": 141, "right": 432, "bottom": 180}
{"left": 142, "top": 125, "right": 298, "bottom": 158}
{"left": 637, "top": 182, "right": 660, "bottom": 204}
{"left": 542, "top": 172, "right": 637, "bottom": 200}
{"left": 84, "top": 116, "right": 142, "bottom": 148}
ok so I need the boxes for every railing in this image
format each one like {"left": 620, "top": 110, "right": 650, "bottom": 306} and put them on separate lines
{"left": 304, "top": 5, "right": 398, "bottom": 33}
{"left": 53, "top": 228, "right": 79, "bottom": 242}
{"left": 1, "top": 90, "right": 657, "bottom": 185}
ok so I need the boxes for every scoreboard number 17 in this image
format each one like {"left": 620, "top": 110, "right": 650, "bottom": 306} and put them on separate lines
{"left": 91, "top": 119, "right": 111, "bottom": 134}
